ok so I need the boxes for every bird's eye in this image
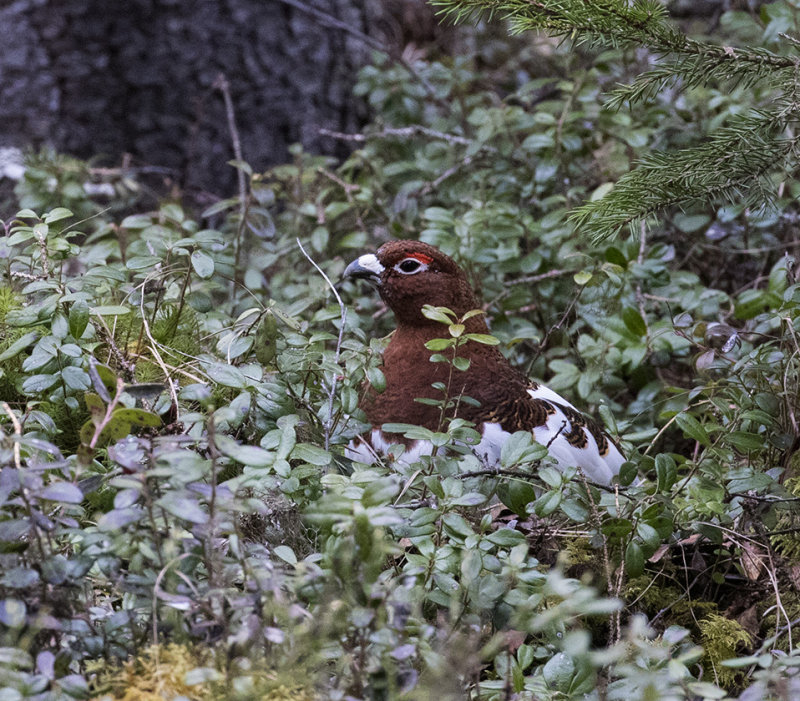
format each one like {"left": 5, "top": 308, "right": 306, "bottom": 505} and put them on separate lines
{"left": 395, "top": 258, "right": 426, "bottom": 274}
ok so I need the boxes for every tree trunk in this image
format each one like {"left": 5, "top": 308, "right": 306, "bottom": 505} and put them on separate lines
{"left": 0, "top": 0, "right": 430, "bottom": 196}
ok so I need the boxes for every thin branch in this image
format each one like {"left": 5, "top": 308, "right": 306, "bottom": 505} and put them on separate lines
{"left": 319, "top": 125, "right": 481, "bottom": 148}
{"left": 213, "top": 73, "right": 248, "bottom": 297}
{"left": 296, "top": 238, "right": 347, "bottom": 453}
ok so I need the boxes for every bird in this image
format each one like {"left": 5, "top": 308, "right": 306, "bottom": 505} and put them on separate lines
{"left": 342, "top": 240, "right": 625, "bottom": 484}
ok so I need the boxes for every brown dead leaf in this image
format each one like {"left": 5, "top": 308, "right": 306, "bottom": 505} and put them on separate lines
{"left": 739, "top": 541, "right": 767, "bottom": 581}
{"left": 736, "top": 605, "right": 759, "bottom": 639}
{"left": 788, "top": 564, "right": 800, "bottom": 589}
{"left": 649, "top": 544, "right": 670, "bottom": 564}
{"left": 504, "top": 629, "right": 527, "bottom": 653}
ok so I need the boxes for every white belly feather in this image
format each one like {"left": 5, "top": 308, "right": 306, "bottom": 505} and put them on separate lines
{"left": 346, "top": 384, "right": 624, "bottom": 485}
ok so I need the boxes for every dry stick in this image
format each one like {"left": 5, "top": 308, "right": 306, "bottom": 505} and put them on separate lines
{"left": 635, "top": 220, "right": 652, "bottom": 348}
{"left": 317, "top": 167, "right": 367, "bottom": 233}
{"left": 319, "top": 125, "right": 484, "bottom": 149}
{"left": 296, "top": 238, "right": 347, "bottom": 452}
{"left": 137, "top": 278, "right": 181, "bottom": 421}
{"left": 89, "top": 378, "right": 126, "bottom": 450}
{"left": 2, "top": 402, "right": 46, "bottom": 557}
{"left": 152, "top": 552, "right": 192, "bottom": 648}
{"left": 580, "top": 469, "right": 621, "bottom": 644}
{"left": 214, "top": 73, "right": 248, "bottom": 298}
{"left": 2, "top": 403, "right": 22, "bottom": 471}
{"left": 487, "top": 268, "right": 574, "bottom": 309}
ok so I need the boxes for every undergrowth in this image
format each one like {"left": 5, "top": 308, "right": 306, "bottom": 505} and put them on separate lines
{"left": 2, "top": 2, "right": 800, "bottom": 699}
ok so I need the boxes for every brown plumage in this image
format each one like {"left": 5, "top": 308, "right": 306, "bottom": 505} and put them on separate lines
{"left": 343, "top": 240, "right": 624, "bottom": 483}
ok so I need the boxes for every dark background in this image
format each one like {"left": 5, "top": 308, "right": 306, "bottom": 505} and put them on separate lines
{"left": 0, "top": 0, "right": 453, "bottom": 197}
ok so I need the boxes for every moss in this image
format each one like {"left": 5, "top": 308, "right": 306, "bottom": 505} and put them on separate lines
{"left": 698, "top": 613, "right": 751, "bottom": 690}
{"left": 134, "top": 306, "right": 203, "bottom": 383}
{"left": 89, "top": 643, "right": 212, "bottom": 701}
{"left": 626, "top": 575, "right": 718, "bottom": 628}
{"left": 88, "top": 643, "right": 317, "bottom": 701}
{"left": 761, "top": 589, "right": 800, "bottom": 653}
{"left": 0, "top": 286, "right": 26, "bottom": 401}
{"left": 772, "top": 475, "right": 800, "bottom": 560}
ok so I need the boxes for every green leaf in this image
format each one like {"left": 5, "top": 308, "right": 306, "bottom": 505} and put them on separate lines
{"left": 0, "top": 331, "right": 39, "bottom": 362}
{"left": 44, "top": 207, "right": 73, "bottom": 224}
{"left": 121, "top": 214, "right": 154, "bottom": 229}
{"left": 675, "top": 412, "right": 711, "bottom": 446}
{"left": 636, "top": 522, "right": 660, "bottom": 549}
{"left": 532, "top": 489, "right": 561, "bottom": 516}
{"left": 273, "top": 545, "right": 297, "bottom": 565}
{"left": 622, "top": 307, "right": 647, "bottom": 337}
{"left": 601, "top": 517, "right": 633, "bottom": 539}
{"left": 190, "top": 250, "right": 215, "bottom": 279}
{"left": 425, "top": 338, "right": 455, "bottom": 351}
{"left": 573, "top": 271, "right": 593, "bottom": 285}
{"left": 90, "top": 305, "right": 131, "bottom": 316}
{"left": 292, "top": 443, "right": 331, "bottom": 466}
{"left": 62, "top": 366, "right": 91, "bottom": 391}
{"left": 450, "top": 492, "right": 486, "bottom": 507}
{"left": 654, "top": 453, "right": 677, "bottom": 493}
{"left": 157, "top": 493, "right": 208, "bottom": 524}
{"left": 725, "top": 431, "right": 764, "bottom": 452}
{"left": 126, "top": 256, "right": 162, "bottom": 271}
{"left": 452, "top": 356, "right": 470, "bottom": 371}
{"left": 421, "top": 305, "right": 455, "bottom": 324}
{"left": 464, "top": 333, "right": 500, "bottom": 345}
{"left": 486, "top": 528, "right": 526, "bottom": 547}
{"left": 542, "top": 653, "right": 574, "bottom": 692}
{"left": 0, "top": 600, "right": 27, "bottom": 628}
{"left": 366, "top": 366, "right": 385, "bottom": 393}
{"left": 39, "top": 482, "right": 84, "bottom": 503}
{"left": 22, "top": 373, "right": 59, "bottom": 394}
{"left": 625, "top": 541, "right": 645, "bottom": 577}
{"left": 442, "top": 512, "right": 474, "bottom": 539}
{"left": 112, "top": 408, "right": 162, "bottom": 428}
{"left": 207, "top": 362, "right": 246, "bottom": 389}
{"left": 68, "top": 300, "right": 90, "bottom": 339}
{"left": 216, "top": 435, "right": 273, "bottom": 467}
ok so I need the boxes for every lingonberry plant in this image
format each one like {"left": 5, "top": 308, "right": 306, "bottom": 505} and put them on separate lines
{"left": 2, "top": 1, "right": 800, "bottom": 698}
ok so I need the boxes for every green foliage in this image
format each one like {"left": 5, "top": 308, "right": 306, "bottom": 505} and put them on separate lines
{"left": 699, "top": 614, "right": 752, "bottom": 689}
{"left": 436, "top": 0, "right": 800, "bottom": 240}
{"left": 3, "top": 2, "right": 800, "bottom": 698}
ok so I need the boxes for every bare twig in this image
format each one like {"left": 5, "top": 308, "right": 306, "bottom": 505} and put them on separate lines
{"left": 296, "top": 238, "right": 347, "bottom": 452}
{"left": 152, "top": 552, "right": 192, "bottom": 647}
{"left": 420, "top": 155, "right": 476, "bottom": 196}
{"left": 137, "top": 277, "right": 182, "bottom": 420}
{"left": 214, "top": 73, "right": 248, "bottom": 295}
{"left": 1, "top": 402, "right": 22, "bottom": 470}
{"left": 89, "top": 378, "right": 126, "bottom": 450}
{"left": 487, "top": 268, "right": 576, "bottom": 309}
{"left": 317, "top": 167, "right": 367, "bottom": 232}
{"left": 320, "top": 125, "right": 481, "bottom": 148}
{"left": 635, "top": 220, "right": 652, "bottom": 351}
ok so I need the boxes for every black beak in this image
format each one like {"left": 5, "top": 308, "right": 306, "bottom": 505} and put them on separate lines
{"left": 343, "top": 254, "right": 383, "bottom": 285}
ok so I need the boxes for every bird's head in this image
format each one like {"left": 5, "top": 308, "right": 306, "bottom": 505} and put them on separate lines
{"left": 344, "top": 240, "right": 479, "bottom": 324}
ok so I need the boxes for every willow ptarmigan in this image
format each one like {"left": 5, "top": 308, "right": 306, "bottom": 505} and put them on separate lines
{"left": 343, "top": 240, "right": 625, "bottom": 484}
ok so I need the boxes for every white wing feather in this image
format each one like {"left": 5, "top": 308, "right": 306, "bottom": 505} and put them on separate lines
{"left": 347, "top": 387, "right": 624, "bottom": 485}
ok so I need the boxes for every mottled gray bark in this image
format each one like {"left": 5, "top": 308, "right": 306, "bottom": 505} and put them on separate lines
{"left": 0, "top": 0, "right": 420, "bottom": 194}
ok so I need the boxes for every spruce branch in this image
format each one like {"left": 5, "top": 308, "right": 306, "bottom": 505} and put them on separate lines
{"left": 434, "top": 0, "right": 796, "bottom": 99}
{"left": 571, "top": 111, "right": 800, "bottom": 241}
{"left": 435, "top": 0, "right": 800, "bottom": 240}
